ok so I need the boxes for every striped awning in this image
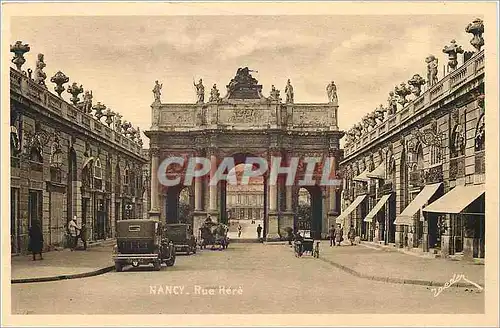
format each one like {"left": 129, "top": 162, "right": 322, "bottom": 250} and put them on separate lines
{"left": 336, "top": 195, "right": 366, "bottom": 224}
{"left": 423, "top": 184, "right": 485, "bottom": 214}
{"left": 353, "top": 169, "right": 370, "bottom": 182}
{"left": 394, "top": 183, "right": 442, "bottom": 225}
{"left": 364, "top": 194, "right": 391, "bottom": 222}
{"left": 367, "top": 162, "right": 385, "bottom": 180}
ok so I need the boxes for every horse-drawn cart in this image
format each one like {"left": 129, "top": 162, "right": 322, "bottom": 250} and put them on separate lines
{"left": 198, "top": 218, "right": 229, "bottom": 250}
{"left": 293, "top": 229, "right": 319, "bottom": 258}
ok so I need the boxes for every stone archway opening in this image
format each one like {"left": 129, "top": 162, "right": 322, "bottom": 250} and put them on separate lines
{"left": 225, "top": 160, "right": 266, "bottom": 240}
{"left": 296, "top": 185, "right": 323, "bottom": 240}
{"left": 164, "top": 185, "right": 194, "bottom": 224}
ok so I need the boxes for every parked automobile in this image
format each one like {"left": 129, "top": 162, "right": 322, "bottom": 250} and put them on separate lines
{"left": 164, "top": 223, "right": 197, "bottom": 255}
{"left": 113, "top": 219, "right": 176, "bottom": 272}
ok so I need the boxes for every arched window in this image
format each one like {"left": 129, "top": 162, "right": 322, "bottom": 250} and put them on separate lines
{"left": 123, "top": 164, "right": 130, "bottom": 186}
{"left": 416, "top": 142, "right": 425, "bottom": 170}
{"left": 475, "top": 114, "right": 485, "bottom": 152}
{"left": 94, "top": 158, "right": 102, "bottom": 179}
{"left": 450, "top": 124, "right": 465, "bottom": 157}
{"left": 105, "top": 158, "right": 112, "bottom": 191}
{"left": 115, "top": 163, "right": 121, "bottom": 194}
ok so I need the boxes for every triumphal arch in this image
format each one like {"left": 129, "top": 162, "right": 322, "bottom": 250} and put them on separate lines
{"left": 145, "top": 68, "right": 344, "bottom": 240}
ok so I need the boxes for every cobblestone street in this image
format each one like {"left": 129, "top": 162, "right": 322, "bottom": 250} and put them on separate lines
{"left": 11, "top": 243, "right": 484, "bottom": 315}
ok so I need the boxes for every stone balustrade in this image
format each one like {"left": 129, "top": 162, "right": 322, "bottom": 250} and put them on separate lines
{"left": 10, "top": 67, "right": 143, "bottom": 156}
{"left": 344, "top": 49, "right": 484, "bottom": 159}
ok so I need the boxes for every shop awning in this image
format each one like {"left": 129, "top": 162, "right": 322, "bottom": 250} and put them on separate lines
{"left": 336, "top": 195, "right": 366, "bottom": 223}
{"left": 394, "top": 183, "right": 442, "bottom": 225}
{"left": 353, "top": 169, "right": 370, "bottom": 182}
{"left": 367, "top": 162, "right": 386, "bottom": 180}
{"left": 364, "top": 194, "right": 392, "bottom": 222}
{"left": 423, "top": 184, "right": 485, "bottom": 214}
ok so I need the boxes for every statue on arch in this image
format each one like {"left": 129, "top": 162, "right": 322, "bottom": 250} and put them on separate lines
{"left": 284, "top": 79, "right": 294, "bottom": 104}
{"left": 193, "top": 78, "right": 205, "bottom": 104}
{"left": 326, "top": 81, "right": 338, "bottom": 104}
{"left": 269, "top": 85, "right": 281, "bottom": 102}
{"left": 152, "top": 80, "right": 162, "bottom": 103}
{"left": 209, "top": 84, "right": 221, "bottom": 103}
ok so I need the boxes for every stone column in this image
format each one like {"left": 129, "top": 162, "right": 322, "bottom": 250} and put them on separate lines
{"left": 286, "top": 186, "right": 293, "bottom": 212}
{"left": 422, "top": 218, "right": 429, "bottom": 253}
{"left": 148, "top": 148, "right": 160, "bottom": 220}
{"left": 440, "top": 214, "right": 453, "bottom": 258}
{"left": 395, "top": 224, "right": 404, "bottom": 248}
{"left": 463, "top": 215, "right": 475, "bottom": 260}
{"left": 192, "top": 154, "right": 206, "bottom": 237}
{"left": 195, "top": 177, "right": 203, "bottom": 211}
{"left": 266, "top": 150, "right": 281, "bottom": 241}
{"left": 327, "top": 152, "right": 339, "bottom": 231}
{"left": 279, "top": 181, "right": 294, "bottom": 236}
{"left": 207, "top": 149, "right": 219, "bottom": 221}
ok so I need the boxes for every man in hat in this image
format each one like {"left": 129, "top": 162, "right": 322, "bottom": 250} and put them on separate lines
{"left": 68, "top": 216, "right": 81, "bottom": 251}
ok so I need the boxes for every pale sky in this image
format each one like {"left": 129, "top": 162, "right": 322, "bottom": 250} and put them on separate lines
{"left": 11, "top": 15, "right": 478, "bottom": 148}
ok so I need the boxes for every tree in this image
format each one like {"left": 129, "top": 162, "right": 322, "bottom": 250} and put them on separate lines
{"left": 178, "top": 202, "right": 193, "bottom": 224}
{"left": 296, "top": 204, "right": 311, "bottom": 230}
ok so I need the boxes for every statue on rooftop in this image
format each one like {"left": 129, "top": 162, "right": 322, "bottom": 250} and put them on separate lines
{"left": 326, "top": 81, "right": 338, "bottom": 104}
{"left": 82, "top": 90, "right": 93, "bottom": 113}
{"left": 425, "top": 55, "right": 439, "bottom": 87}
{"left": 387, "top": 91, "right": 398, "bottom": 115}
{"left": 153, "top": 80, "right": 162, "bottom": 103}
{"left": 193, "top": 78, "right": 205, "bottom": 104}
{"left": 284, "top": 79, "right": 294, "bottom": 104}
{"left": 34, "top": 53, "right": 47, "bottom": 87}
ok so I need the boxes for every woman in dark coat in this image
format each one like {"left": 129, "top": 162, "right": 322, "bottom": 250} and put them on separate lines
{"left": 29, "top": 219, "right": 43, "bottom": 260}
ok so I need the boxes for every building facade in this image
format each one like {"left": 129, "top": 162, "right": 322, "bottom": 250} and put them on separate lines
{"left": 10, "top": 42, "right": 147, "bottom": 254}
{"left": 338, "top": 18, "right": 486, "bottom": 260}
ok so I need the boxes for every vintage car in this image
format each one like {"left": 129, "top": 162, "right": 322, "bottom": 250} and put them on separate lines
{"left": 164, "top": 223, "right": 197, "bottom": 255}
{"left": 113, "top": 219, "right": 176, "bottom": 272}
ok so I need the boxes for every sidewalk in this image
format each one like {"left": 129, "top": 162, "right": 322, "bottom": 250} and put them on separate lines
{"left": 11, "top": 242, "right": 115, "bottom": 283}
{"left": 317, "top": 241, "right": 484, "bottom": 288}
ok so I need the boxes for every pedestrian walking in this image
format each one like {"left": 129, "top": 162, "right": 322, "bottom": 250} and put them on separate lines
{"left": 256, "top": 224, "right": 262, "bottom": 240}
{"left": 28, "top": 219, "right": 43, "bottom": 261}
{"left": 237, "top": 224, "right": 242, "bottom": 238}
{"left": 328, "top": 224, "right": 336, "bottom": 247}
{"left": 348, "top": 225, "right": 356, "bottom": 246}
{"left": 79, "top": 223, "right": 88, "bottom": 250}
{"left": 68, "top": 216, "right": 81, "bottom": 251}
{"left": 334, "top": 224, "right": 343, "bottom": 246}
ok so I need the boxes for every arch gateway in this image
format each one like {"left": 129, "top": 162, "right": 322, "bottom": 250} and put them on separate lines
{"left": 145, "top": 68, "right": 344, "bottom": 240}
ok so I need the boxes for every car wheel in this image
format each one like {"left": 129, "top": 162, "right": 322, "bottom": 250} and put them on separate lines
{"left": 166, "top": 254, "right": 176, "bottom": 267}
{"left": 153, "top": 260, "right": 161, "bottom": 271}
{"left": 115, "top": 262, "right": 123, "bottom": 272}
{"left": 193, "top": 246, "right": 197, "bottom": 254}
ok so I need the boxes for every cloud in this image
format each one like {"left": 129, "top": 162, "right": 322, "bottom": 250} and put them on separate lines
{"left": 220, "top": 28, "right": 323, "bottom": 60}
